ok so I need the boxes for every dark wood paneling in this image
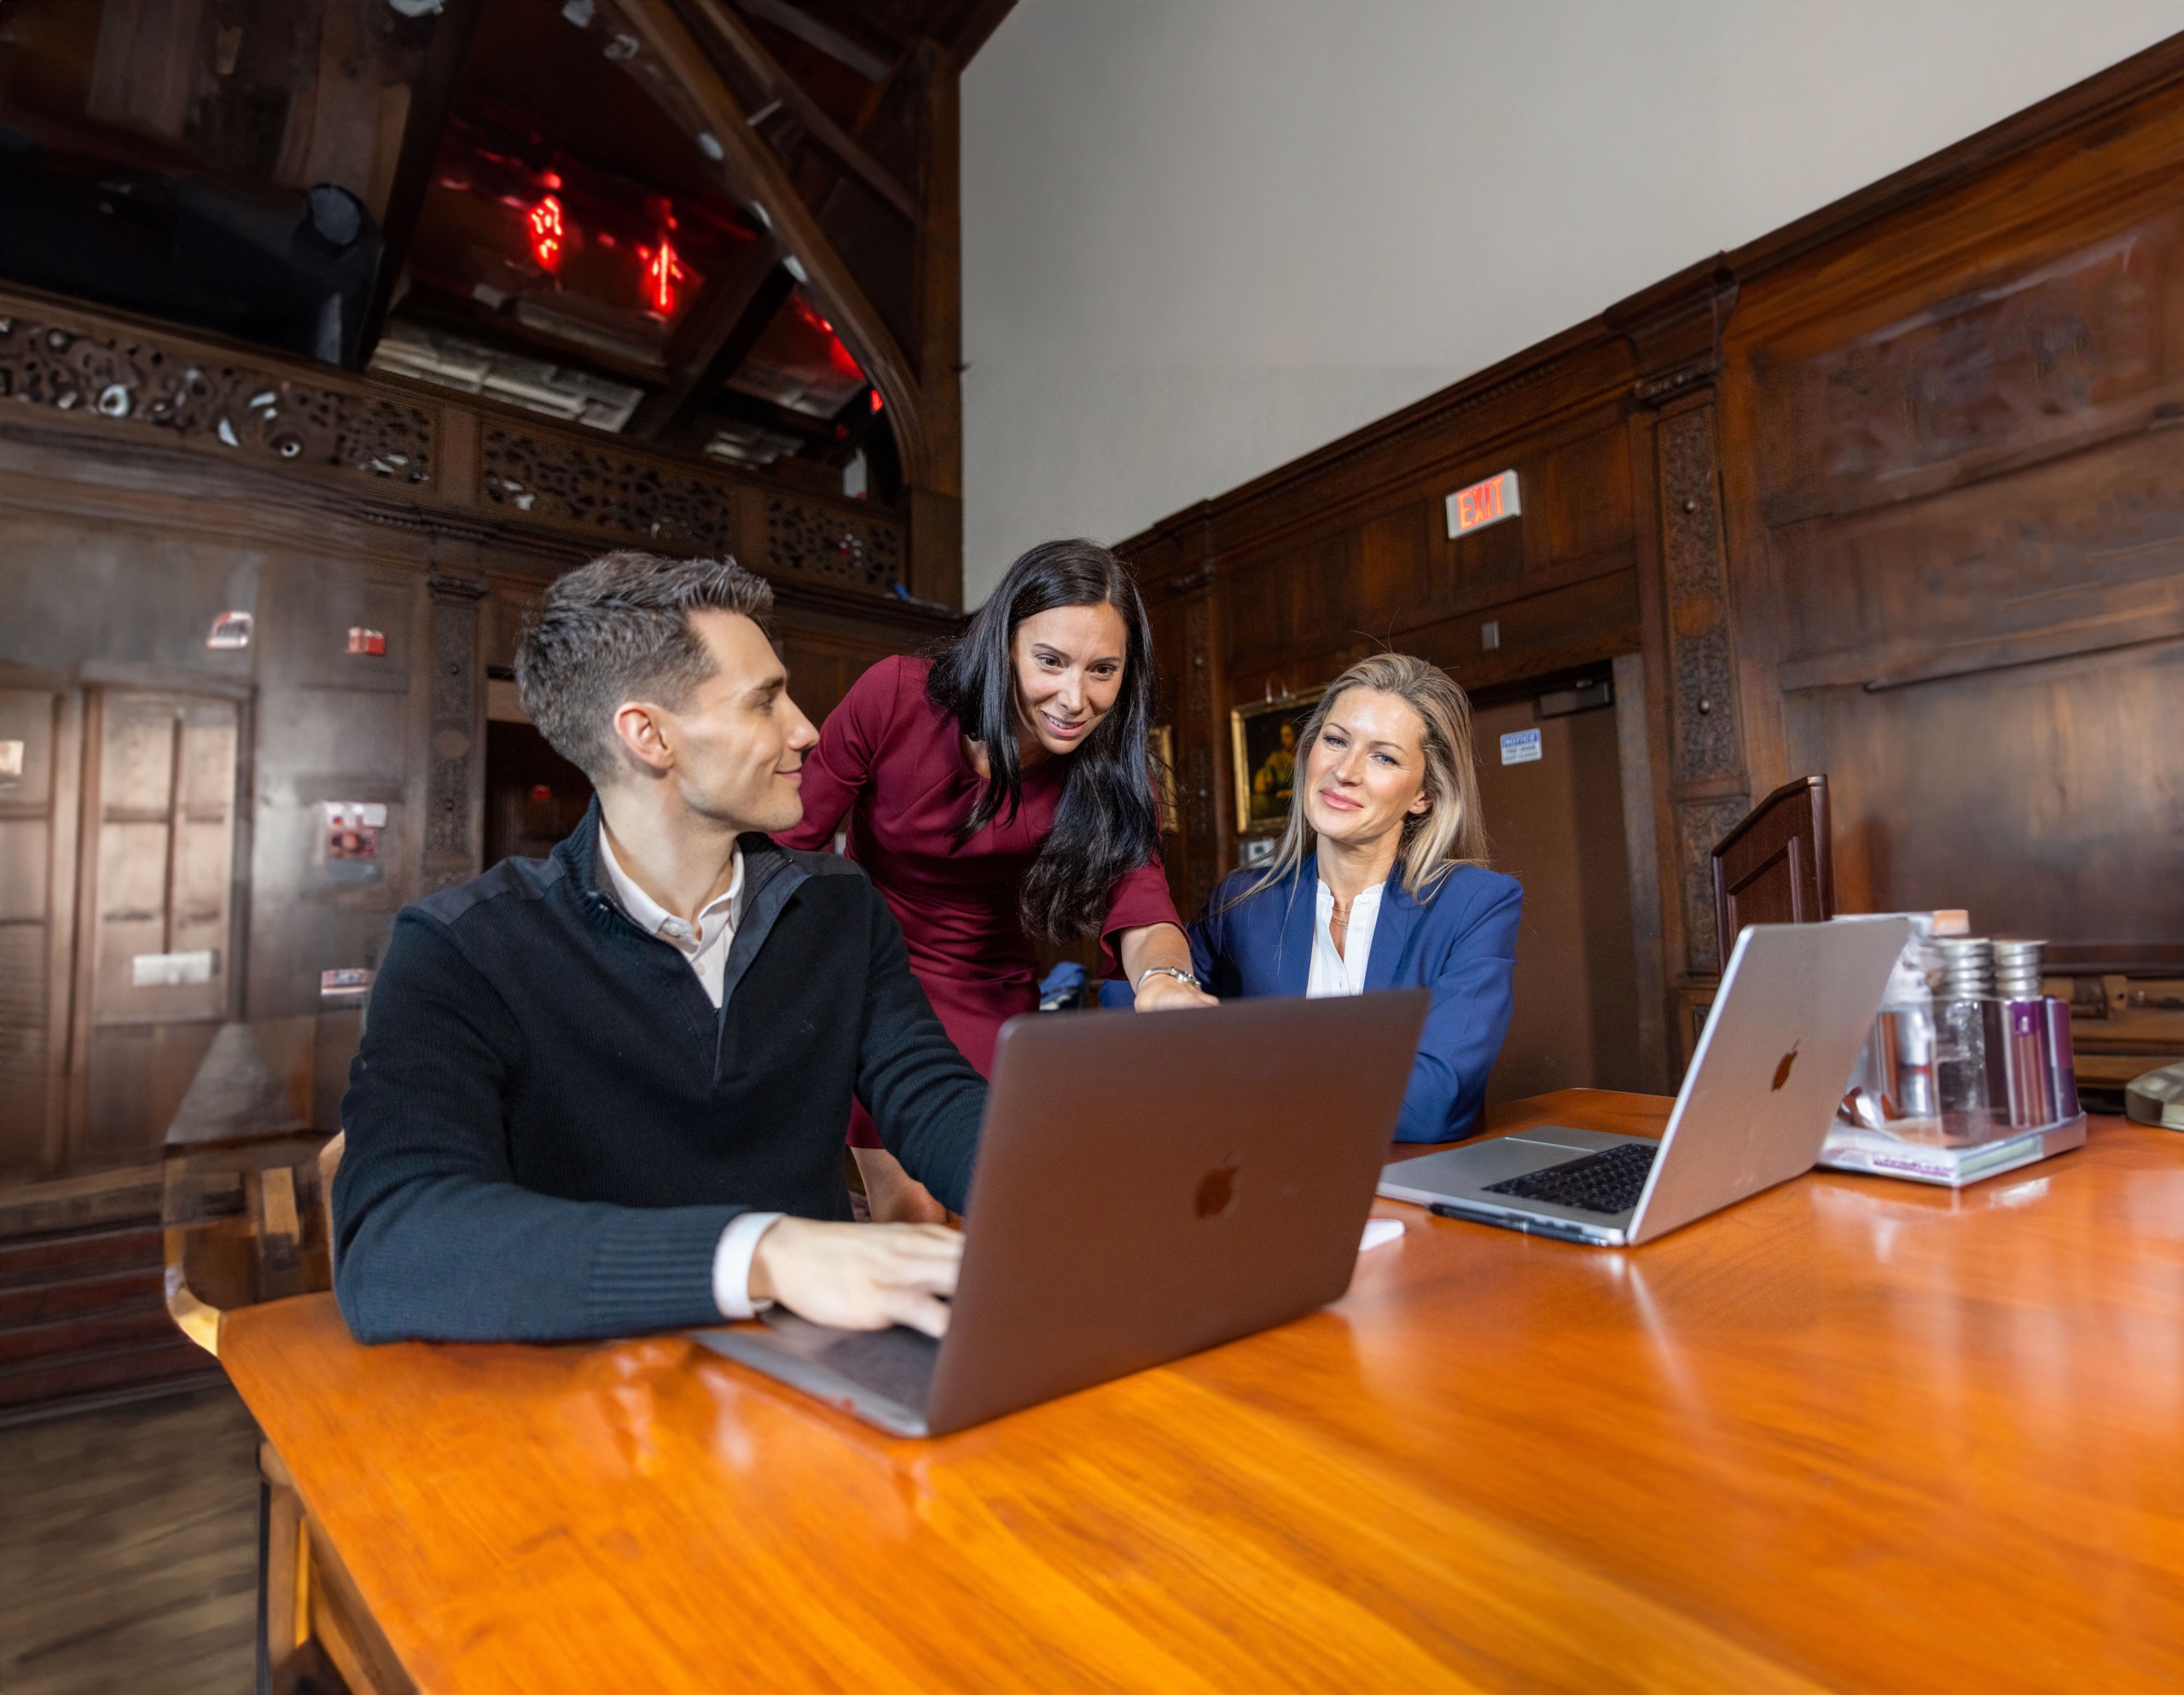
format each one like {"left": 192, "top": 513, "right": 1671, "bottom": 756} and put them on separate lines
{"left": 1786, "top": 639, "right": 2184, "bottom": 944}
{"left": 1405, "top": 571, "right": 1642, "bottom": 696}
{"left": 1719, "top": 38, "right": 2184, "bottom": 972}
{"left": 1546, "top": 424, "right": 1635, "bottom": 564}
{"left": 1124, "top": 398, "right": 1653, "bottom": 1094}
{"left": 1123, "top": 33, "right": 2184, "bottom": 1089}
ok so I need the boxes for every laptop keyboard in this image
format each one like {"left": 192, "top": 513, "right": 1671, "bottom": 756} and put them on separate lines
{"left": 1484, "top": 1141, "right": 1658, "bottom": 1215}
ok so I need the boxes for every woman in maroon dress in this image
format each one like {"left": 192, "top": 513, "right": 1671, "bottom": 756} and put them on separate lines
{"left": 779, "top": 539, "right": 1214, "bottom": 1220}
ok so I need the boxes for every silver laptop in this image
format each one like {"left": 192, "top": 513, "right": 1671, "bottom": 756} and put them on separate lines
{"left": 1378, "top": 920, "right": 1909, "bottom": 1245}
{"left": 697, "top": 990, "right": 1429, "bottom": 1437}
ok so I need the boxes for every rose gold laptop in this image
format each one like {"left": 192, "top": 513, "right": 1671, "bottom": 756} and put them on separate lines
{"left": 697, "top": 990, "right": 1428, "bottom": 1436}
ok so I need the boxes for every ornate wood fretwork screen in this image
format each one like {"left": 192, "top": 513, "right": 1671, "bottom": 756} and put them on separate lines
{"left": 765, "top": 498, "right": 907, "bottom": 593}
{"left": 0, "top": 289, "right": 908, "bottom": 600}
{"left": 0, "top": 312, "right": 433, "bottom": 486}
{"left": 480, "top": 428, "right": 736, "bottom": 554}
{"left": 422, "top": 574, "right": 487, "bottom": 895}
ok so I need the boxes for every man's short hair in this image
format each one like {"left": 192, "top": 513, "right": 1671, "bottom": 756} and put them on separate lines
{"left": 515, "top": 550, "right": 775, "bottom": 781}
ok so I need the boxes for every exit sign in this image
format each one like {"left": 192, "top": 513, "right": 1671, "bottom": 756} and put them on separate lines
{"left": 1446, "top": 469, "right": 1520, "bottom": 538}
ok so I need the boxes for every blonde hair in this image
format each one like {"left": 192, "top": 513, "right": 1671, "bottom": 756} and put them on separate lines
{"left": 1227, "top": 653, "right": 1490, "bottom": 910}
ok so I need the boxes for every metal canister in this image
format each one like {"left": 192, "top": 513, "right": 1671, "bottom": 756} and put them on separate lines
{"left": 1993, "top": 940, "right": 2054, "bottom": 1128}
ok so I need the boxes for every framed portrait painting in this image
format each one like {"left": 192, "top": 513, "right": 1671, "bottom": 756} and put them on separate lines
{"left": 1148, "top": 725, "right": 1179, "bottom": 833}
{"left": 1229, "top": 687, "right": 1324, "bottom": 836}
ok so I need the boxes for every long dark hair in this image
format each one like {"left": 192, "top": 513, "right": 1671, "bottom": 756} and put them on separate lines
{"left": 928, "top": 539, "right": 1160, "bottom": 942}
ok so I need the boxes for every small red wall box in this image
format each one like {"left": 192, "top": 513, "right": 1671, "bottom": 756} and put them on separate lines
{"left": 321, "top": 966, "right": 374, "bottom": 1003}
{"left": 1444, "top": 469, "right": 1521, "bottom": 538}
{"left": 325, "top": 801, "right": 387, "bottom": 860}
{"left": 347, "top": 627, "right": 386, "bottom": 655}
{"left": 207, "top": 610, "right": 253, "bottom": 650}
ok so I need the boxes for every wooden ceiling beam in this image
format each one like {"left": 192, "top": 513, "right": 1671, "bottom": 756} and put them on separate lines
{"left": 903, "top": 36, "right": 961, "bottom": 606}
{"left": 609, "top": 0, "right": 932, "bottom": 487}
{"left": 625, "top": 251, "right": 797, "bottom": 442}
{"left": 682, "top": 0, "right": 917, "bottom": 222}
{"left": 735, "top": 0, "right": 892, "bottom": 79}
{"left": 352, "top": 0, "right": 484, "bottom": 370}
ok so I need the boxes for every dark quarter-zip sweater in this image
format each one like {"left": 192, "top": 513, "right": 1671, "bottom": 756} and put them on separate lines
{"left": 332, "top": 802, "right": 986, "bottom": 1344}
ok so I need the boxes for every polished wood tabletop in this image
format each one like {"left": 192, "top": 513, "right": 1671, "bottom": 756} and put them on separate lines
{"left": 219, "top": 1090, "right": 2184, "bottom": 1692}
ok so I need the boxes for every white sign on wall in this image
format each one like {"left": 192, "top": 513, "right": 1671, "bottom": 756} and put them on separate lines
{"left": 133, "top": 949, "right": 216, "bottom": 988}
{"left": 1500, "top": 729, "right": 1542, "bottom": 765}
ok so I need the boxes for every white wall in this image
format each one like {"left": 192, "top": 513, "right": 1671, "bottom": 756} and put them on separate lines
{"left": 959, "top": 1, "right": 2181, "bottom": 603}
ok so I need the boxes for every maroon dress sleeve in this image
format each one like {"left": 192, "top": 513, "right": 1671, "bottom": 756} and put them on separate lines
{"left": 775, "top": 655, "right": 905, "bottom": 852}
{"left": 1097, "top": 849, "right": 1185, "bottom": 979}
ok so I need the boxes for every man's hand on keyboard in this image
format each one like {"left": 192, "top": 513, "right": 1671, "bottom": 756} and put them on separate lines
{"left": 748, "top": 1217, "right": 963, "bottom": 1337}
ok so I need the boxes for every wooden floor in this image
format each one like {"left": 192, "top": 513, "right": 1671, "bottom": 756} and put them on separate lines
{"left": 0, "top": 1384, "right": 260, "bottom": 1695}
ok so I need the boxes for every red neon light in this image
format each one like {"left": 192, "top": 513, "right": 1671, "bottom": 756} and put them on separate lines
{"left": 527, "top": 195, "right": 565, "bottom": 273}
{"left": 869, "top": 388, "right": 883, "bottom": 413}
{"left": 642, "top": 234, "right": 687, "bottom": 314}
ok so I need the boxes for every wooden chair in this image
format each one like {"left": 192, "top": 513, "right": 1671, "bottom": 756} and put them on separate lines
{"left": 160, "top": 1018, "right": 340, "bottom": 1356}
{"left": 155, "top": 1024, "right": 378, "bottom": 1692}
{"left": 1711, "top": 775, "right": 1834, "bottom": 972}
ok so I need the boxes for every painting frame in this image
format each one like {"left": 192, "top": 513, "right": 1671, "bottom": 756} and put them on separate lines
{"left": 1229, "top": 686, "right": 1325, "bottom": 838}
{"left": 1148, "top": 724, "right": 1179, "bottom": 833}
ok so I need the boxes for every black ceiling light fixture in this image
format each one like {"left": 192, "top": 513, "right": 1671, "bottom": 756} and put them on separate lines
{"left": 0, "top": 130, "right": 384, "bottom": 368}
{"left": 293, "top": 184, "right": 380, "bottom": 365}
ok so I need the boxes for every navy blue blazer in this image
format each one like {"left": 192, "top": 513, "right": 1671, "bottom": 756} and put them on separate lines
{"left": 1187, "top": 856, "right": 1523, "bottom": 1143}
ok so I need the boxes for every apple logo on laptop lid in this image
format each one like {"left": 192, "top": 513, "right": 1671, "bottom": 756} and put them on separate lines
{"left": 1771, "top": 1042, "right": 1800, "bottom": 1092}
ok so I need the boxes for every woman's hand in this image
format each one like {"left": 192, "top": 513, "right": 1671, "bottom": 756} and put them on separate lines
{"left": 1134, "top": 971, "right": 1219, "bottom": 1012}
{"left": 1118, "top": 922, "right": 1218, "bottom": 1011}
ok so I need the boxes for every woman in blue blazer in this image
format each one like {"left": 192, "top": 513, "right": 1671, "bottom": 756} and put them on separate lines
{"left": 1188, "top": 653, "right": 1521, "bottom": 1143}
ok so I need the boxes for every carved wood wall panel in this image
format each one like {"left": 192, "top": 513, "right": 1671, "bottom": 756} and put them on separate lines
{"left": 766, "top": 498, "right": 908, "bottom": 591}
{"left": 0, "top": 287, "right": 918, "bottom": 610}
{"left": 421, "top": 577, "right": 486, "bottom": 896}
{"left": 1674, "top": 795, "right": 1751, "bottom": 979}
{"left": 1651, "top": 403, "right": 1751, "bottom": 977}
{"left": 1656, "top": 406, "right": 1742, "bottom": 788}
{"left": 480, "top": 428, "right": 738, "bottom": 554}
{"left": 0, "top": 311, "right": 434, "bottom": 486}
{"left": 1753, "top": 209, "right": 2177, "bottom": 529}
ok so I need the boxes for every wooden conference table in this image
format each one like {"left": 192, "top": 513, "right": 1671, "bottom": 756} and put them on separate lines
{"left": 220, "top": 1090, "right": 2184, "bottom": 1692}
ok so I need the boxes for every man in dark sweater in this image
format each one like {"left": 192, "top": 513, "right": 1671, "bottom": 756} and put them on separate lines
{"left": 333, "top": 551, "right": 984, "bottom": 1344}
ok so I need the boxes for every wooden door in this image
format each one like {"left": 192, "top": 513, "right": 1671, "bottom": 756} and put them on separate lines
{"left": 70, "top": 692, "right": 243, "bottom": 1171}
{"left": 0, "top": 682, "right": 81, "bottom": 1182}
{"left": 1471, "top": 691, "right": 1647, "bottom": 1100}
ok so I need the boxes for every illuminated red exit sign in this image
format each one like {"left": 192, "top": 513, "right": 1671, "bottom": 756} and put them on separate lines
{"left": 1445, "top": 469, "right": 1520, "bottom": 538}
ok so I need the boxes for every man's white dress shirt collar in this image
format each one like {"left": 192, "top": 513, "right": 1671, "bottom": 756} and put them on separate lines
{"left": 598, "top": 828, "right": 744, "bottom": 1009}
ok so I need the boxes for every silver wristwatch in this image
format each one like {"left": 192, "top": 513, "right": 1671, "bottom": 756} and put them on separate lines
{"left": 1135, "top": 966, "right": 1200, "bottom": 992}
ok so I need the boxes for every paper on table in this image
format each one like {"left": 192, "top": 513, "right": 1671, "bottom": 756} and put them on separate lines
{"left": 1360, "top": 1217, "right": 1404, "bottom": 1252}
